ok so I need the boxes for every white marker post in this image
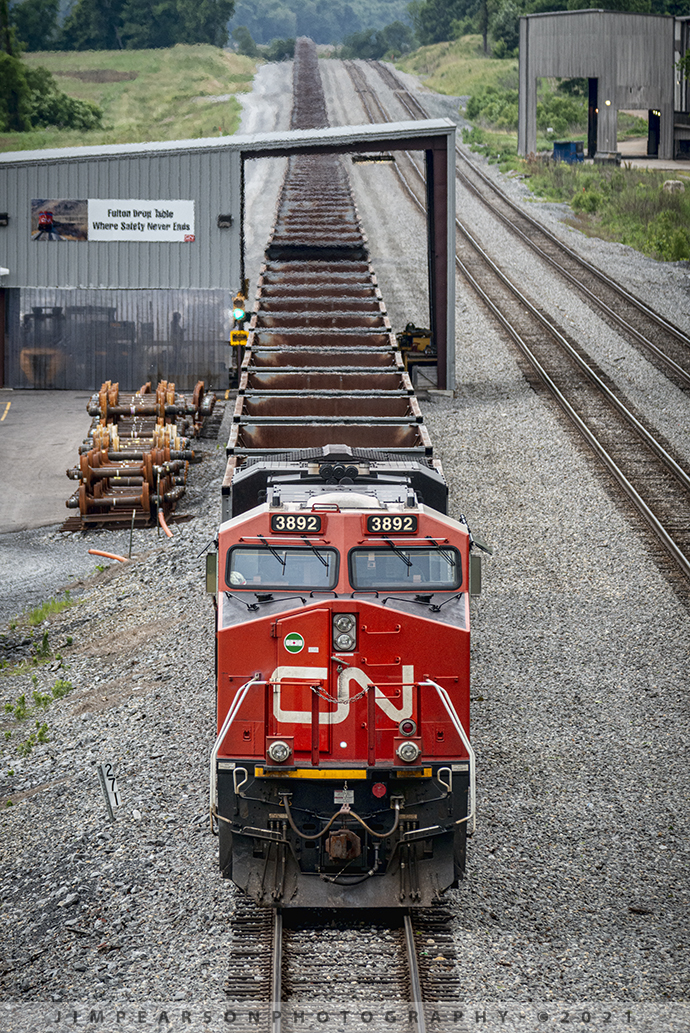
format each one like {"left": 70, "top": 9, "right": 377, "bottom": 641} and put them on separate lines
{"left": 97, "top": 762, "right": 121, "bottom": 821}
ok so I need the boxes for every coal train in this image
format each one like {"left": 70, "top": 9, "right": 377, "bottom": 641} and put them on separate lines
{"left": 208, "top": 40, "right": 486, "bottom": 908}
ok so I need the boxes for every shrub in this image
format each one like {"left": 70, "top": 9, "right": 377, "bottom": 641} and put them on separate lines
{"left": 0, "top": 57, "right": 102, "bottom": 133}
{"left": 17, "top": 720, "right": 49, "bottom": 757}
{"left": 52, "top": 678, "right": 74, "bottom": 699}
{"left": 572, "top": 186, "right": 603, "bottom": 214}
{"left": 645, "top": 211, "right": 690, "bottom": 262}
{"left": 263, "top": 37, "right": 294, "bottom": 61}
{"left": 32, "top": 689, "right": 52, "bottom": 710}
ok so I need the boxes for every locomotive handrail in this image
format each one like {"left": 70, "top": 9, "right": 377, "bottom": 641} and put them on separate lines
{"left": 420, "top": 679, "right": 476, "bottom": 835}
{"left": 209, "top": 675, "right": 265, "bottom": 826}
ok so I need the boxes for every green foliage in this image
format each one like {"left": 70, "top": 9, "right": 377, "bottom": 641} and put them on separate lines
{"left": 232, "top": 24, "right": 258, "bottom": 57}
{"left": 59, "top": 0, "right": 234, "bottom": 50}
{"left": 6, "top": 693, "right": 28, "bottom": 720}
{"left": 490, "top": 0, "right": 519, "bottom": 55}
{"left": 32, "top": 688, "right": 52, "bottom": 710}
{"left": 409, "top": 0, "right": 471, "bottom": 45}
{"left": 461, "top": 123, "right": 520, "bottom": 169}
{"left": 51, "top": 677, "right": 74, "bottom": 699}
{"left": 2, "top": 45, "right": 254, "bottom": 151}
{"left": 263, "top": 36, "right": 294, "bottom": 61}
{"left": 527, "top": 160, "right": 690, "bottom": 262}
{"left": 567, "top": 0, "right": 650, "bottom": 8}
{"left": 466, "top": 77, "right": 585, "bottom": 135}
{"left": 17, "top": 719, "right": 49, "bottom": 757}
{"left": 341, "top": 21, "right": 415, "bottom": 59}
{"left": 0, "top": 51, "right": 32, "bottom": 130}
{"left": 571, "top": 184, "right": 602, "bottom": 214}
{"left": 466, "top": 83, "right": 517, "bottom": 128}
{"left": 10, "top": 0, "right": 58, "bottom": 51}
{"left": 229, "top": 0, "right": 412, "bottom": 45}
{"left": 28, "top": 592, "right": 74, "bottom": 627}
{"left": 536, "top": 92, "right": 585, "bottom": 136}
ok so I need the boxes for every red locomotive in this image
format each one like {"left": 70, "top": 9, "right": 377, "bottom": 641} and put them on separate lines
{"left": 209, "top": 449, "right": 485, "bottom": 907}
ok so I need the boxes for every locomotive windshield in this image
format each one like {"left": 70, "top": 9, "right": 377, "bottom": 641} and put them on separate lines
{"left": 349, "top": 546, "right": 461, "bottom": 591}
{"left": 227, "top": 545, "right": 338, "bottom": 591}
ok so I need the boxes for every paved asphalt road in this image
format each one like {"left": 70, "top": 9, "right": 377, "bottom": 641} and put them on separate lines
{"left": 0, "top": 388, "right": 91, "bottom": 534}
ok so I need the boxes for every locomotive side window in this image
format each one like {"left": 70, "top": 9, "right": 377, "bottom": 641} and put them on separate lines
{"left": 349, "top": 546, "right": 461, "bottom": 591}
{"left": 227, "top": 545, "right": 338, "bottom": 591}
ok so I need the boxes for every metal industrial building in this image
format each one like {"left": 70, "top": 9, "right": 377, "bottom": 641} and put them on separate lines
{"left": 0, "top": 119, "right": 457, "bottom": 391}
{"left": 518, "top": 10, "right": 690, "bottom": 162}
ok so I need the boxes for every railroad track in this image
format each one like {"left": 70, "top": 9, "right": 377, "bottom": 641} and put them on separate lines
{"left": 371, "top": 60, "right": 690, "bottom": 393}
{"left": 343, "top": 60, "right": 690, "bottom": 582}
{"left": 373, "top": 62, "right": 690, "bottom": 379}
{"left": 225, "top": 898, "right": 462, "bottom": 1033}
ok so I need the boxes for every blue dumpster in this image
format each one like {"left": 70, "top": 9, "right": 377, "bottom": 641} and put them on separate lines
{"left": 553, "top": 141, "right": 584, "bottom": 163}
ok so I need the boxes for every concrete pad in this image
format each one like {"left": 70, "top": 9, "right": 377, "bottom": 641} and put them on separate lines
{"left": 0, "top": 389, "right": 91, "bottom": 534}
{"left": 617, "top": 136, "right": 690, "bottom": 171}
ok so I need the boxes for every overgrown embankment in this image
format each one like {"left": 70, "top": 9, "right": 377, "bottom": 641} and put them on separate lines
{"left": 398, "top": 36, "right": 687, "bottom": 262}
{"left": 0, "top": 44, "right": 255, "bottom": 152}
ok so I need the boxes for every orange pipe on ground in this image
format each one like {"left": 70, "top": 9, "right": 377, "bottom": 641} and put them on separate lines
{"left": 88, "top": 549, "right": 128, "bottom": 562}
{"left": 158, "top": 511, "right": 173, "bottom": 538}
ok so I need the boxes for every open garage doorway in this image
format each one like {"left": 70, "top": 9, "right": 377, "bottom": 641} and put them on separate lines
{"left": 617, "top": 109, "right": 659, "bottom": 159}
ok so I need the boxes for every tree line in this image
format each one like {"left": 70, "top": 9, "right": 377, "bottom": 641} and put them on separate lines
{"left": 409, "top": 0, "right": 690, "bottom": 56}
{"left": 8, "top": 0, "right": 234, "bottom": 51}
{"left": 1, "top": 0, "right": 101, "bottom": 131}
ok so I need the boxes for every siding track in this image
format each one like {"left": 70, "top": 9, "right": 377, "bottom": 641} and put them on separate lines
{"left": 371, "top": 60, "right": 690, "bottom": 393}
{"left": 343, "top": 60, "right": 690, "bottom": 582}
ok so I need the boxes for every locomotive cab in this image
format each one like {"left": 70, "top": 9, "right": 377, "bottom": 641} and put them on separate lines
{"left": 210, "top": 484, "right": 476, "bottom": 908}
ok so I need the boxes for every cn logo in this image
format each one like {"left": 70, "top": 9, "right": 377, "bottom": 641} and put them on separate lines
{"left": 270, "top": 665, "right": 414, "bottom": 725}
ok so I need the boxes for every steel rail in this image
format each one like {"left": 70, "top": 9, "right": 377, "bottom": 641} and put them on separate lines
{"left": 354, "top": 61, "right": 690, "bottom": 581}
{"left": 371, "top": 61, "right": 690, "bottom": 383}
{"left": 452, "top": 162, "right": 690, "bottom": 388}
{"left": 271, "top": 910, "right": 283, "bottom": 1033}
{"left": 404, "top": 910, "right": 427, "bottom": 1033}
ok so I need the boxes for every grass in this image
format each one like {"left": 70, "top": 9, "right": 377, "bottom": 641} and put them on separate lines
{"left": 525, "top": 159, "right": 690, "bottom": 261}
{"left": 396, "top": 35, "right": 518, "bottom": 97}
{"left": 401, "top": 37, "right": 686, "bottom": 261}
{"left": 28, "top": 592, "right": 74, "bottom": 626}
{"left": 0, "top": 44, "right": 256, "bottom": 153}
{"left": 3, "top": 677, "right": 73, "bottom": 756}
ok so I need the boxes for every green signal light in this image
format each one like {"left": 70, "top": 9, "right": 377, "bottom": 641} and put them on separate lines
{"left": 233, "top": 307, "right": 245, "bottom": 321}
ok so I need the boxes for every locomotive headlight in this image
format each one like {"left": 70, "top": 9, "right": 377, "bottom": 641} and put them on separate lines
{"left": 267, "top": 740, "right": 291, "bottom": 764}
{"left": 397, "top": 741, "right": 421, "bottom": 763}
{"left": 332, "top": 613, "right": 357, "bottom": 652}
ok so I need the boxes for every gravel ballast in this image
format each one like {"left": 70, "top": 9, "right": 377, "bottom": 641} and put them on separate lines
{"left": 0, "top": 60, "right": 688, "bottom": 1030}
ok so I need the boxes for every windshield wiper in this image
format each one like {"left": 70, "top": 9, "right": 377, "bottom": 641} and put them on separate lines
{"left": 382, "top": 536, "right": 412, "bottom": 567}
{"left": 301, "top": 535, "right": 329, "bottom": 568}
{"left": 425, "top": 536, "right": 456, "bottom": 567}
{"left": 257, "top": 534, "right": 286, "bottom": 572}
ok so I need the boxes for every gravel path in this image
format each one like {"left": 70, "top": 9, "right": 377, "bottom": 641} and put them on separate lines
{"left": 0, "top": 58, "right": 688, "bottom": 1030}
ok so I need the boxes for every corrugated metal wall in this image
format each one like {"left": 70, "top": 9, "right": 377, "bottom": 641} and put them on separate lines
{"left": 0, "top": 147, "right": 241, "bottom": 289}
{"left": 519, "top": 11, "right": 676, "bottom": 158}
{"left": 5, "top": 286, "right": 231, "bottom": 391}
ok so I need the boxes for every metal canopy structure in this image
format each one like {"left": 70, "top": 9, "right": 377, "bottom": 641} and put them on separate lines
{"left": 0, "top": 119, "right": 456, "bottom": 390}
{"left": 237, "top": 120, "right": 456, "bottom": 390}
{"left": 518, "top": 10, "right": 676, "bottom": 161}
